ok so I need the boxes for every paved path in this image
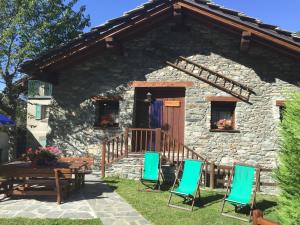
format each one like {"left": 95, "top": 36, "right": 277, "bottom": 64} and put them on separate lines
{"left": 0, "top": 173, "right": 151, "bottom": 225}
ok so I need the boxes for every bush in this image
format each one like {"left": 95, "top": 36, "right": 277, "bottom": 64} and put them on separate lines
{"left": 276, "top": 92, "right": 300, "bottom": 225}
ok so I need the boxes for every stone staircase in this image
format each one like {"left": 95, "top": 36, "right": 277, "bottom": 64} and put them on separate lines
{"left": 105, "top": 153, "right": 176, "bottom": 182}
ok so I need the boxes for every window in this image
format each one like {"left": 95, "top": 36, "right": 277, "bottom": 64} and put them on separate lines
{"left": 28, "top": 80, "right": 52, "bottom": 98}
{"left": 95, "top": 100, "right": 120, "bottom": 128}
{"left": 35, "top": 105, "right": 49, "bottom": 120}
{"left": 211, "top": 102, "right": 236, "bottom": 130}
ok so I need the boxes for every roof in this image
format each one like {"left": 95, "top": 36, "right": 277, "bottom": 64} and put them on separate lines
{"left": 21, "top": 0, "right": 300, "bottom": 75}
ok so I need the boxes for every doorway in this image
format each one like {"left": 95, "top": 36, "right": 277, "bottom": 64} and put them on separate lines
{"left": 134, "top": 87, "right": 185, "bottom": 145}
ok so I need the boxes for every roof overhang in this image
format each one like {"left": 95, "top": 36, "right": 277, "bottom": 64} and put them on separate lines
{"left": 20, "top": 0, "right": 300, "bottom": 76}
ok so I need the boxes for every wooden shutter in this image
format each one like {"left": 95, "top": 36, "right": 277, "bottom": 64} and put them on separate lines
{"left": 35, "top": 104, "right": 42, "bottom": 120}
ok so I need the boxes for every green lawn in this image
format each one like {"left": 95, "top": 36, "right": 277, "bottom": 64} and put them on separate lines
{"left": 0, "top": 218, "right": 102, "bottom": 225}
{"left": 104, "top": 178, "right": 278, "bottom": 225}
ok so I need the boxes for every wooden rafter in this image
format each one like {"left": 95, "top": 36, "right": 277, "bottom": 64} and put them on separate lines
{"left": 177, "top": 1, "right": 300, "bottom": 56}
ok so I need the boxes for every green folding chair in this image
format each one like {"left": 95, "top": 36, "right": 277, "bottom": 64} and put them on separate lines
{"left": 221, "top": 163, "right": 259, "bottom": 222}
{"left": 168, "top": 159, "right": 204, "bottom": 211}
{"left": 138, "top": 152, "right": 162, "bottom": 191}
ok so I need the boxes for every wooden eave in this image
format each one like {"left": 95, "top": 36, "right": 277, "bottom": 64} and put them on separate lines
{"left": 179, "top": 1, "right": 300, "bottom": 59}
{"left": 21, "top": 0, "right": 300, "bottom": 76}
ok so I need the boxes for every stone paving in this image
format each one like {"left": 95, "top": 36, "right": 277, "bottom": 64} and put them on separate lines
{"left": 0, "top": 172, "right": 151, "bottom": 225}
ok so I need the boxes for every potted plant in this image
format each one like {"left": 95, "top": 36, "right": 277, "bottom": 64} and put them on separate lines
{"left": 26, "top": 146, "right": 62, "bottom": 167}
{"left": 216, "top": 119, "right": 233, "bottom": 130}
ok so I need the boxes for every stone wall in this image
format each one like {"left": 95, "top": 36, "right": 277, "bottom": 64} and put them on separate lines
{"left": 33, "top": 18, "right": 300, "bottom": 192}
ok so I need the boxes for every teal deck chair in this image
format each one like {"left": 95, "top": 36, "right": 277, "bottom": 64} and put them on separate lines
{"left": 168, "top": 159, "right": 204, "bottom": 211}
{"left": 138, "top": 152, "right": 162, "bottom": 191}
{"left": 221, "top": 163, "right": 259, "bottom": 222}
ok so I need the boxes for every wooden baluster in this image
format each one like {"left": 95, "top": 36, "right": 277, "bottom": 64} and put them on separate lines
{"left": 140, "top": 130, "right": 143, "bottom": 152}
{"left": 177, "top": 143, "right": 180, "bottom": 163}
{"left": 167, "top": 135, "right": 170, "bottom": 161}
{"left": 116, "top": 137, "right": 119, "bottom": 159}
{"left": 150, "top": 131, "right": 153, "bottom": 151}
{"left": 101, "top": 142, "right": 106, "bottom": 178}
{"left": 111, "top": 139, "right": 115, "bottom": 160}
{"left": 155, "top": 128, "right": 161, "bottom": 152}
{"left": 145, "top": 130, "right": 148, "bottom": 152}
{"left": 124, "top": 128, "right": 129, "bottom": 157}
{"left": 172, "top": 139, "right": 175, "bottom": 164}
{"left": 107, "top": 141, "right": 110, "bottom": 163}
{"left": 210, "top": 162, "right": 215, "bottom": 189}
{"left": 120, "top": 134, "right": 124, "bottom": 156}
{"left": 134, "top": 130, "right": 138, "bottom": 152}
{"left": 162, "top": 132, "right": 166, "bottom": 157}
{"left": 187, "top": 148, "right": 189, "bottom": 159}
{"left": 204, "top": 163, "right": 208, "bottom": 187}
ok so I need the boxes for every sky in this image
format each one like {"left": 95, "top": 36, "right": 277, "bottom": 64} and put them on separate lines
{"left": 76, "top": 0, "right": 300, "bottom": 32}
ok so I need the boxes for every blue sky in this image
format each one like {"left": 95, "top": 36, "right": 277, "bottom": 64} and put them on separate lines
{"left": 76, "top": 0, "right": 300, "bottom": 32}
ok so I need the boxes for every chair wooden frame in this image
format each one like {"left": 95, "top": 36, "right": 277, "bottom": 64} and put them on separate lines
{"left": 58, "top": 157, "right": 94, "bottom": 188}
{"left": 138, "top": 152, "right": 164, "bottom": 192}
{"left": 221, "top": 162, "right": 260, "bottom": 222}
{"left": 168, "top": 159, "right": 205, "bottom": 211}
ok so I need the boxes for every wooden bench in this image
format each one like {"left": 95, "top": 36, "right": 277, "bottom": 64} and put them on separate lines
{"left": 3, "top": 168, "right": 75, "bottom": 204}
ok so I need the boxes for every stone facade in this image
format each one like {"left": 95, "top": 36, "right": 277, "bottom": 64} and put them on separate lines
{"left": 27, "top": 18, "right": 300, "bottom": 192}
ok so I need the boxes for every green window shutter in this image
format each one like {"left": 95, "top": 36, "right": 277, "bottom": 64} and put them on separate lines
{"left": 35, "top": 104, "right": 42, "bottom": 120}
{"left": 40, "top": 139, "right": 47, "bottom": 147}
{"left": 44, "top": 82, "right": 53, "bottom": 96}
{"left": 28, "top": 80, "right": 35, "bottom": 97}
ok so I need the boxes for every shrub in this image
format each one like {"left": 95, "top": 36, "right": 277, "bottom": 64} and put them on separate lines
{"left": 276, "top": 92, "right": 300, "bottom": 225}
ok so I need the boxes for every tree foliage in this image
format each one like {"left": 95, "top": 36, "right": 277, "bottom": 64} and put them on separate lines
{"left": 0, "top": 0, "right": 90, "bottom": 121}
{"left": 276, "top": 92, "right": 300, "bottom": 225}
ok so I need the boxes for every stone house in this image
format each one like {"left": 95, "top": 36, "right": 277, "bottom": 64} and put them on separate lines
{"left": 22, "top": 0, "right": 300, "bottom": 188}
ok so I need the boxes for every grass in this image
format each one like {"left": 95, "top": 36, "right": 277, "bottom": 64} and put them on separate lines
{"left": 104, "top": 178, "right": 278, "bottom": 225}
{"left": 0, "top": 218, "right": 102, "bottom": 225}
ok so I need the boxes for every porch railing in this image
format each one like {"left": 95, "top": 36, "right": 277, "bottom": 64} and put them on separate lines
{"left": 101, "top": 128, "right": 276, "bottom": 191}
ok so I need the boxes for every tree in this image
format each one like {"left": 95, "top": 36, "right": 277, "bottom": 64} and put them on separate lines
{"left": 275, "top": 92, "right": 300, "bottom": 225}
{"left": 297, "top": 31, "right": 300, "bottom": 36}
{"left": 0, "top": 0, "right": 90, "bottom": 160}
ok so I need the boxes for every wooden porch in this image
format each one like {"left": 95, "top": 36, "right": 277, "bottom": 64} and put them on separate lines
{"left": 101, "top": 128, "right": 276, "bottom": 191}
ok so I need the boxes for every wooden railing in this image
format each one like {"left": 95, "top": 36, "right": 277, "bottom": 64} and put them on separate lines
{"left": 101, "top": 128, "right": 277, "bottom": 191}
{"left": 252, "top": 210, "right": 280, "bottom": 225}
{"left": 101, "top": 129, "right": 129, "bottom": 177}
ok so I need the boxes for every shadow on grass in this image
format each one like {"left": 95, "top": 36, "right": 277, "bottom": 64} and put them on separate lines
{"left": 255, "top": 200, "right": 277, "bottom": 214}
{"left": 221, "top": 199, "right": 277, "bottom": 219}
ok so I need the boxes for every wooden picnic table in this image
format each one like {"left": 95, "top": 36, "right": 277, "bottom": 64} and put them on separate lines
{"left": 0, "top": 160, "right": 88, "bottom": 204}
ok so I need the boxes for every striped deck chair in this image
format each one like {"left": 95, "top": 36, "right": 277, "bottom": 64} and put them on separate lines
{"left": 168, "top": 159, "right": 204, "bottom": 211}
{"left": 138, "top": 152, "right": 162, "bottom": 191}
{"left": 221, "top": 163, "right": 260, "bottom": 222}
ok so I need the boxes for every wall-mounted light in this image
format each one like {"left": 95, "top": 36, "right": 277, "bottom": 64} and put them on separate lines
{"left": 146, "top": 92, "right": 152, "bottom": 103}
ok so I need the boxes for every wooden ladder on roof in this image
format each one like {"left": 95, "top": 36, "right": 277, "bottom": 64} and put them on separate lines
{"left": 166, "top": 56, "right": 256, "bottom": 102}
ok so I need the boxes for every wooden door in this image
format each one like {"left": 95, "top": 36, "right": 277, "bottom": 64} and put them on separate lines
{"left": 162, "top": 97, "right": 185, "bottom": 144}
{"left": 134, "top": 87, "right": 185, "bottom": 145}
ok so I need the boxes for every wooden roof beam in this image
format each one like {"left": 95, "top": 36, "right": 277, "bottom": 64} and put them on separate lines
{"left": 178, "top": 1, "right": 300, "bottom": 58}
{"left": 171, "top": 4, "right": 190, "bottom": 32}
{"left": 240, "top": 31, "right": 251, "bottom": 52}
{"left": 105, "top": 37, "right": 124, "bottom": 55}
